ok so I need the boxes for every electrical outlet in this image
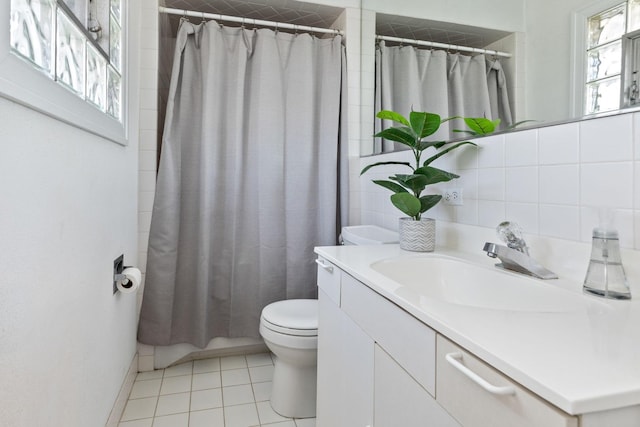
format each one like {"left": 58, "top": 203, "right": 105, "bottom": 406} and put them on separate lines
{"left": 442, "top": 188, "right": 463, "bottom": 206}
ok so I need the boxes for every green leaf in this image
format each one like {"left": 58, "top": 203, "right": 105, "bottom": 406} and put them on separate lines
{"left": 507, "top": 120, "right": 537, "bottom": 130}
{"left": 372, "top": 180, "right": 409, "bottom": 194}
{"left": 391, "top": 193, "right": 422, "bottom": 217}
{"left": 360, "top": 161, "right": 412, "bottom": 175}
{"left": 390, "top": 174, "right": 429, "bottom": 193}
{"left": 464, "top": 117, "right": 500, "bottom": 135}
{"left": 376, "top": 110, "right": 411, "bottom": 126}
{"left": 422, "top": 141, "right": 477, "bottom": 166}
{"left": 374, "top": 126, "right": 416, "bottom": 147}
{"left": 409, "top": 111, "right": 441, "bottom": 138}
{"left": 413, "top": 166, "right": 459, "bottom": 185}
{"left": 419, "top": 195, "right": 442, "bottom": 213}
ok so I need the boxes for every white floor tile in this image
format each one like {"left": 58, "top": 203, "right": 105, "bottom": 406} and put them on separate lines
{"left": 121, "top": 397, "right": 158, "bottom": 422}
{"left": 192, "top": 372, "right": 222, "bottom": 391}
{"left": 189, "top": 408, "right": 225, "bottom": 427}
{"left": 155, "top": 392, "right": 190, "bottom": 417}
{"left": 251, "top": 381, "right": 272, "bottom": 402}
{"left": 246, "top": 353, "right": 273, "bottom": 367}
{"left": 223, "top": 384, "right": 255, "bottom": 406}
{"left": 152, "top": 413, "right": 189, "bottom": 427}
{"left": 249, "top": 365, "right": 274, "bottom": 383}
{"left": 257, "top": 401, "right": 290, "bottom": 424}
{"left": 160, "top": 375, "right": 192, "bottom": 395}
{"left": 120, "top": 355, "right": 306, "bottom": 427}
{"left": 224, "top": 403, "right": 260, "bottom": 427}
{"left": 118, "top": 418, "right": 153, "bottom": 427}
{"left": 294, "top": 418, "right": 316, "bottom": 427}
{"left": 135, "top": 370, "right": 163, "bottom": 381}
{"left": 191, "top": 388, "right": 223, "bottom": 411}
{"left": 221, "top": 368, "right": 251, "bottom": 386}
{"left": 164, "top": 362, "right": 193, "bottom": 377}
{"left": 130, "top": 379, "right": 161, "bottom": 399}
{"left": 193, "top": 358, "right": 220, "bottom": 374}
{"left": 221, "top": 355, "right": 248, "bottom": 370}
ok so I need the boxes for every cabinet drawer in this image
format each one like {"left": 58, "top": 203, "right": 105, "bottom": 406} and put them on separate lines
{"left": 316, "top": 256, "right": 340, "bottom": 306}
{"left": 341, "top": 273, "right": 436, "bottom": 395}
{"left": 436, "top": 336, "right": 578, "bottom": 427}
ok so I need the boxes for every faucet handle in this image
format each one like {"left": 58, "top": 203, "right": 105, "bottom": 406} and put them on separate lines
{"left": 496, "top": 221, "right": 528, "bottom": 254}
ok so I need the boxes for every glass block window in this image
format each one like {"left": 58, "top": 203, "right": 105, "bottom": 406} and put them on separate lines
{"left": 9, "top": 0, "right": 124, "bottom": 123}
{"left": 10, "top": 0, "right": 55, "bottom": 75}
{"left": 586, "top": 3, "right": 626, "bottom": 114}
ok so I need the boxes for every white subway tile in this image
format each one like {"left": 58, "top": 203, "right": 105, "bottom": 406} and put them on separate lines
{"left": 139, "top": 149, "right": 157, "bottom": 172}
{"left": 539, "top": 205, "right": 580, "bottom": 240}
{"left": 478, "top": 200, "right": 506, "bottom": 228}
{"left": 477, "top": 134, "right": 504, "bottom": 168}
{"left": 634, "top": 113, "right": 640, "bottom": 160}
{"left": 139, "top": 171, "right": 157, "bottom": 192}
{"left": 505, "top": 129, "right": 537, "bottom": 166}
{"left": 505, "top": 167, "right": 538, "bottom": 203}
{"left": 452, "top": 142, "right": 478, "bottom": 170}
{"left": 139, "top": 212, "right": 153, "bottom": 233}
{"left": 539, "top": 165, "right": 579, "bottom": 205}
{"left": 140, "top": 89, "right": 157, "bottom": 110}
{"left": 454, "top": 199, "right": 478, "bottom": 225}
{"left": 477, "top": 168, "right": 505, "bottom": 200}
{"left": 538, "top": 122, "right": 579, "bottom": 165}
{"left": 580, "top": 114, "right": 632, "bottom": 162}
{"left": 453, "top": 169, "right": 478, "bottom": 200}
{"left": 580, "top": 162, "right": 633, "bottom": 209}
{"left": 138, "top": 191, "right": 156, "bottom": 213}
{"left": 139, "top": 129, "right": 158, "bottom": 151}
{"left": 505, "top": 202, "right": 539, "bottom": 234}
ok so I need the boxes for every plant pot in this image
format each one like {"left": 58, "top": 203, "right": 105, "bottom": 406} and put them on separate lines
{"left": 399, "top": 217, "right": 436, "bottom": 252}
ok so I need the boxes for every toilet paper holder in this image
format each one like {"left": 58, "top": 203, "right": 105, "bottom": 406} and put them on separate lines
{"left": 113, "top": 254, "right": 129, "bottom": 294}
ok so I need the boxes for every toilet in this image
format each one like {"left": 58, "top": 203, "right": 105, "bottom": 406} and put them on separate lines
{"left": 259, "top": 225, "right": 398, "bottom": 418}
{"left": 259, "top": 299, "right": 318, "bottom": 418}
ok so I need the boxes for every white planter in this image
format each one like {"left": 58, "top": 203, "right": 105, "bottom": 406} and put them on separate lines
{"left": 399, "top": 217, "right": 436, "bottom": 252}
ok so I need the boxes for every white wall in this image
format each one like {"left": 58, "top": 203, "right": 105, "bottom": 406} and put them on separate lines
{"left": 0, "top": 4, "right": 141, "bottom": 427}
{"left": 523, "top": 0, "right": 609, "bottom": 123}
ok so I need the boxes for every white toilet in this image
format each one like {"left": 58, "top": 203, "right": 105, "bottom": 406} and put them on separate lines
{"left": 259, "top": 225, "right": 398, "bottom": 418}
{"left": 259, "top": 299, "right": 318, "bottom": 418}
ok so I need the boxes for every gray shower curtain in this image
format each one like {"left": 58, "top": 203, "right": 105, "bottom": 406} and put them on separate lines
{"left": 138, "top": 21, "right": 345, "bottom": 348}
{"left": 374, "top": 41, "right": 513, "bottom": 153}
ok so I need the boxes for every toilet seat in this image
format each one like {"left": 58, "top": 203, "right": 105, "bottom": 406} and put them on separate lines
{"left": 260, "top": 299, "right": 318, "bottom": 337}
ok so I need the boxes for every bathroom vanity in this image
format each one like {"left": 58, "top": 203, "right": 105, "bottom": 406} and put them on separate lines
{"left": 314, "top": 243, "right": 640, "bottom": 427}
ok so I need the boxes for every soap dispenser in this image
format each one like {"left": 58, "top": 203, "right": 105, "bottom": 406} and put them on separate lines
{"left": 583, "top": 211, "right": 631, "bottom": 300}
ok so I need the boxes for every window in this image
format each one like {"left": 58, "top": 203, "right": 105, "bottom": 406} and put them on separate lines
{"left": 583, "top": 0, "right": 640, "bottom": 115}
{"left": 1, "top": 0, "right": 126, "bottom": 144}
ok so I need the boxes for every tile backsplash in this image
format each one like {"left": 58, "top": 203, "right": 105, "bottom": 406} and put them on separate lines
{"left": 359, "top": 111, "right": 640, "bottom": 250}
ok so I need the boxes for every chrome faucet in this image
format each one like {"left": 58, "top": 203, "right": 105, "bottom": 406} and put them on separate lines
{"left": 483, "top": 221, "right": 558, "bottom": 280}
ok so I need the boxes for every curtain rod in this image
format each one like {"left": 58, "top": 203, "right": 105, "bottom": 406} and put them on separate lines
{"left": 376, "top": 35, "right": 512, "bottom": 58}
{"left": 158, "top": 6, "right": 342, "bottom": 35}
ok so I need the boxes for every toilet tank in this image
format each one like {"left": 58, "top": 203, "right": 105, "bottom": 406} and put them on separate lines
{"left": 341, "top": 225, "right": 398, "bottom": 245}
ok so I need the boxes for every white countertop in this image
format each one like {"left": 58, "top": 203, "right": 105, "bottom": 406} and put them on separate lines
{"left": 314, "top": 243, "right": 640, "bottom": 416}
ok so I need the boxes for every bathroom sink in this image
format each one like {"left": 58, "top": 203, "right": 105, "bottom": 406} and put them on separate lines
{"left": 370, "top": 256, "right": 583, "bottom": 313}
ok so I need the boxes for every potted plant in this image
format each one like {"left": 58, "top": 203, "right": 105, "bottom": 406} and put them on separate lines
{"left": 361, "top": 110, "right": 497, "bottom": 251}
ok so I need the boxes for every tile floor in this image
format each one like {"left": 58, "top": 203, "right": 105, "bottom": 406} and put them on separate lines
{"left": 118, "top": 353, "right": 316, "bottom": 427}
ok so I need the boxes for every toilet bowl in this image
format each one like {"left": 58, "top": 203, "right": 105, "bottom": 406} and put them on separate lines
{"left": 259, "top": 299, "right": 318, "bottom": 418}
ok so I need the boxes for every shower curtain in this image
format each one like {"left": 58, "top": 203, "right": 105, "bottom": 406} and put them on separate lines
{"left": 375, "top": 41, "right": 513, "bottom": 153}
{"left": 138, "top": 21, "right": 346, "bottom": 348}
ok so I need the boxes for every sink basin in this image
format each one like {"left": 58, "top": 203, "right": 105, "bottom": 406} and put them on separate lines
{"left": 370, "top": 256, "right": 583, "bottom": 312}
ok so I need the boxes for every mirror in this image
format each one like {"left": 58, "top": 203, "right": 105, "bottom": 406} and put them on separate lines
{"left": 361, "top": 0, "right": 640, "bottom": 155}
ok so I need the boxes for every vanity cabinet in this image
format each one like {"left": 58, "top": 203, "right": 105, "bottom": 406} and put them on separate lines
{"left": 316, "top": 257, "right": 457, "bottom": 427}
{"left": 316, "top": 257, "right": 579, "bottom": 427}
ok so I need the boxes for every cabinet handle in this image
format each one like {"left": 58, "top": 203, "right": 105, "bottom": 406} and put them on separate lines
{"left": 315, "top": 258, "right": 334, "bottom": 273}
{"left": 445, "top": 352, "right": 516, "bottom": 396}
